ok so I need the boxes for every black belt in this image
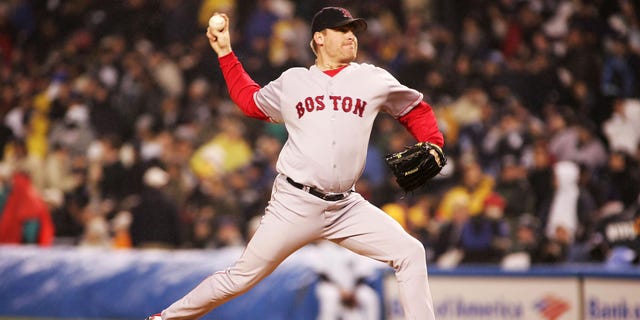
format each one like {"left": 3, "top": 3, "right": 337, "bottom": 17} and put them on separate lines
{"left": 286, "top": 177, "right": 350, "bottom": 201}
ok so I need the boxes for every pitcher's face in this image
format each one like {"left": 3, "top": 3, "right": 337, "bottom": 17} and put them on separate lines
{"left": 318, "top": 26, "right": 358, "bottom": 64}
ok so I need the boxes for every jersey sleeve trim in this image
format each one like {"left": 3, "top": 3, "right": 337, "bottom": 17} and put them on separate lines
{"left": 396, "top": 93, "right": 425, "bottom": 118}
{"left": 252, "top": 93, "right": 279, "bottom": 123}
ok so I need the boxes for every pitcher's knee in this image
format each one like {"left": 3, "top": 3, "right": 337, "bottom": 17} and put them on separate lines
{"left": 392, "top": 237, "right": 427, "bottom": 274}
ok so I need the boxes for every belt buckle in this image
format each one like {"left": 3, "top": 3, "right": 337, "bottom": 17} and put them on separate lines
{"left": 322, "top": 192, "right": 345, "bottom": 201}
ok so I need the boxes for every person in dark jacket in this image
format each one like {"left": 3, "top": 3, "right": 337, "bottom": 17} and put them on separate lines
{"left": 129, "top": 167, "right": 181, "bottom": 248}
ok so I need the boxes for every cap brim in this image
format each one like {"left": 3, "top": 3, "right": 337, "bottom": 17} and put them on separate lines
{"left": 333, "top": 18, "right": 367, "bottom": 33}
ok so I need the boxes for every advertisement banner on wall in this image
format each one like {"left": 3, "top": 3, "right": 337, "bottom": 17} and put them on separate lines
{"left": 384, "top": 274, "right": 581, "bottom": 320}
{"left": 583, "top": 277, "right": 640, "bottom": 320}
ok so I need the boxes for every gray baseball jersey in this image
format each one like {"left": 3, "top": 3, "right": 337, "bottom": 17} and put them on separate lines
{"left": 255, "top": 62, "right": 423, "bottom": 192}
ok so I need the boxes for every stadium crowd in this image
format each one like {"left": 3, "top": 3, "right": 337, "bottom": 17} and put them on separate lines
{"left": 0, "top": 0, "right": 639, "bottom": 268}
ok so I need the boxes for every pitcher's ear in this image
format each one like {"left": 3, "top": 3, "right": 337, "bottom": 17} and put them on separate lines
{"left": 313, "top": 32, "right": 324, "bottom": 45}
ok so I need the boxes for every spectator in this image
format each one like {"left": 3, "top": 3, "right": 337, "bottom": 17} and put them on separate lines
{"left": 49, "top": 93, "right": 96, "bottom": 157}
{"left": 187, "top": 205, "right": 217, "bottom": 249}
{"left": 181, "top": 77, "right": 215, "bottom": 127}
{"left": 436, "top": 159, "right": 494, "bottom": 221}
{"left": 601, "top": 34, "right": 637, "bottom": 99}
{"left": 571, "top": 122, "right": 609, "bottom": 171}
{"left": 527, "top": 140, "right": 555, "bottom": 216}
{"left": 458, "top": 192, "right": 510, "bottom": 264}
{"left": 440, "top": 88, "right": 489, "bottom": 153}
{"left": 494, "top": 155, "right": 536, "bottom": 234}
{"left": 455, "top": 93, "right": 496, "bottom": 171}
{"left": 148, "top": 51, "right": 185, "bottom": 98}
{"left": 536, "top": 232, "right": 570, "bottom": 264}
{"left": 558, "top": 24, "right": 601, "bottom": 103}
{"left": 538, "top": 161, "right": 597, "bottom": 263}
{"left": 190, "top": 117, "right": 253, "bottom": 179}
{"left": 110, "top": 210, "right": 132, "bottom": 249}
{"left": 78, "top": 210, "right": 111, "bottom": 248}
{"left": 482, "top": 109, "right": 534, "bottom": 175}
{"left": 129, "top": 166, "right": 181, "bottom": 248}
{"left": 0, "top": 171, "right": 54, "bottom": 246}
{"left": 595, "top": 150, "right": 640, "bottom": 208}
{"left": 506, "top": 214, "right": 542, "bottom": 266}
{"left": 41, "top": 143, "right": 77, "bottom": 194}
{"left": 602, "top": 98, "right": 640, "bottom": 157}
{"left": 406, "top": 194, "right": 440, "bottom": 260}
{"left": 52, "top": 184, "right": 89, "bottom": 244}
{"left": 591, "top": 201, "right": 640, "bottom": 266}
{"left": 433, "top": 193, "right": 470, "bottom": 265}
{"left": 313, "top": 240, "right": 382, "bottom": 320}
{"left": 546, "top": 108, "right": 575, "bottom": 161}
{"left": 211, "top": 215, "right": 245, "bottom": 248}
{"left": 548, "top": 112, "right": 608, "bottom": 172}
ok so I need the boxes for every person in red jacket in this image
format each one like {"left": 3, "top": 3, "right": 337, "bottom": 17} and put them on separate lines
{"left": 0, "top": 172, "right": 54, "bottom": 246}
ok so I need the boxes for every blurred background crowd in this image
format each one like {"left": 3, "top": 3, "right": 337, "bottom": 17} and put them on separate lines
{"left": 0, "top": 0, "right": 639, "bottom": 268}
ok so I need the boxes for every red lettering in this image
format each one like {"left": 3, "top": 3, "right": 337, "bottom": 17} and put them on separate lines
{"left": 353, "top": 99, "right": 366, "bottom": 117}
{"left": 315, "top": 96, "right": 325, "bottom": 110}
{"left": 304, "top": 97, "right": 314, "bottom": 112}
{"left": 342, "top": 97, "right": 353, "bottom": 112}
{"left": 296, "top": 102, "right": 304, "bottom": 118}
{"left": 329, "top": 96, "right": 341, "bottom": 110}
{"left": 295, "top": 96, "right": 367, "bottom": 119}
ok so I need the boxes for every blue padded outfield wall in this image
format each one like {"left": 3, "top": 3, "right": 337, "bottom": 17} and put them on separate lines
{"left": 0, "top": 245, "right": 323, "bottom": 320}
{"left": 1, "top": 245, "right": 640, "bottom": 320}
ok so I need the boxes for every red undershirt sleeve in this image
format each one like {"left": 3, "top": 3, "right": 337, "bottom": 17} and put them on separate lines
{"left": 218, "top": 52, "right": 269, "bottom": 121}
{"left": 398, "top": 101, "right": 444, "bottom": 148}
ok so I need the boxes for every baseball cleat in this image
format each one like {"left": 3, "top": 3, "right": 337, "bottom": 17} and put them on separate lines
{"left": 145, "top": 313, "right": 161, "bottom": 320}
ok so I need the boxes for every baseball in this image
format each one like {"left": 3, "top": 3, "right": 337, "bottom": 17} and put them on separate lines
{"left": 209, "top": 14, "right": 225, "bottom": 31}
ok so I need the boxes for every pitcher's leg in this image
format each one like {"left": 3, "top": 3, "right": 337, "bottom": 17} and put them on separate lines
{"left": 325, "top": 197, "right": 435, "bottom": 320}
{"left": 162, "top": 179, "right": 324, "bottom": 319}
{"left": 161, "top": 245, "right": 280, "bottom": 319}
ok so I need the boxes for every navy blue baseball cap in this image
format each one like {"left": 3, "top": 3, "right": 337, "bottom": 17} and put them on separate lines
{"left": 311, "top": 7, "right": 367, "bottom": 35}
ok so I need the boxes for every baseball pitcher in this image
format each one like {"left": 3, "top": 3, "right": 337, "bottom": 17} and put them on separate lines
{"left": 147, "top": 6, "right": 444, "bottom": 320}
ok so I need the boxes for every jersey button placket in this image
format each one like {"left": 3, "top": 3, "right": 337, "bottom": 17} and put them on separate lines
{"left": 330, "top": 117, "right": 338, "bottom": 184}
{"left": 328, "top": 83, "right": 339, "bottom": 187}
{"left": 331, "top": 132, "right": 337, "bottom": 169}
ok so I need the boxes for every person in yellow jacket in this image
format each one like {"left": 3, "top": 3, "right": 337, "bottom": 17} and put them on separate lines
{"left": 436, "top": 159, "right": 494, "bottom": 221}
{"left": 190, "top": 117, "right": 253, "bottom": 179}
